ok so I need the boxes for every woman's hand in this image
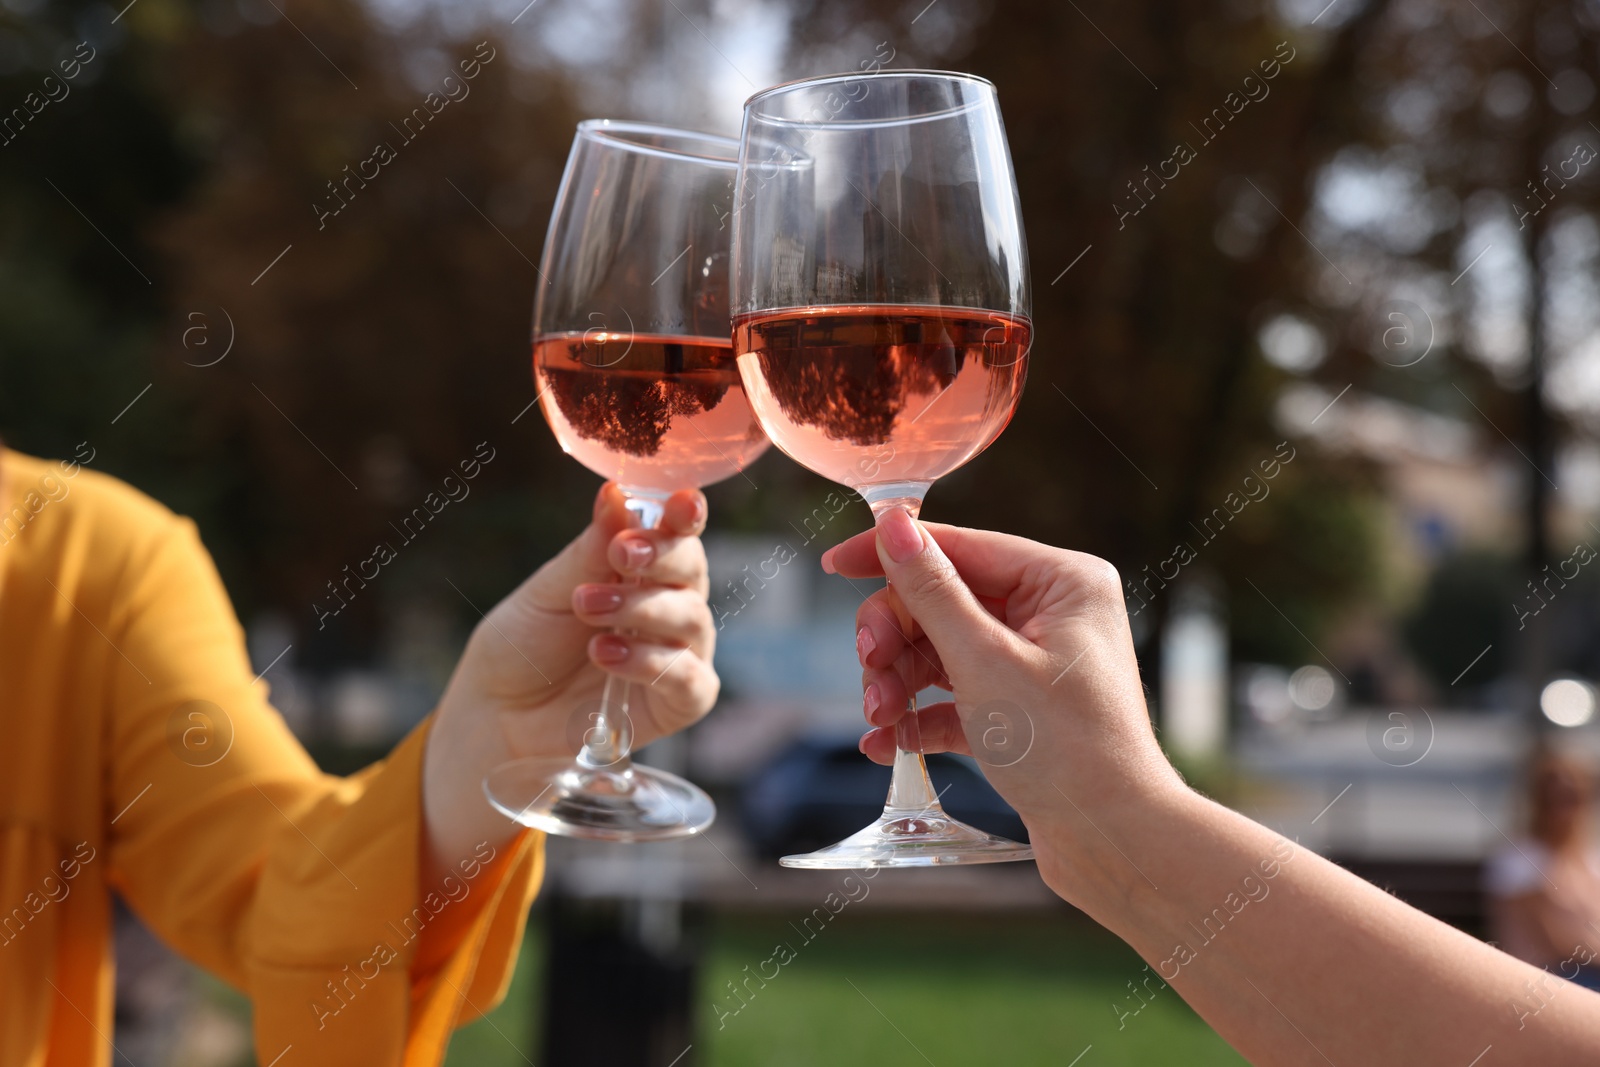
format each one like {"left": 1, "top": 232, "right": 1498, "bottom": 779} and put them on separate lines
{"left": 824, "top": 507, "right": 1184, "bottom": 903}
{"left": 831, "top": 512, "right": 1600, "bottom": 1067}
{"left": 421, "top": 483, "right": 717, "bottom": 873}
{"left": 445, "top": 481, "right": 717, "bottom": 758}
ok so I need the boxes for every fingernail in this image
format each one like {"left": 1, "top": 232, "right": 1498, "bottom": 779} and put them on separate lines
{"left": 858, "top": 731, "right": 872, "bottom": 755}
{"left": 820, "top": 547, "right": 838, "bottom": 575}
{"left": 690, "top": 493, "right": 708, "bottom": 528}
{"left": 592, "top": 634, "right": 630, "bottom": 665}
{"left": 575, "top": 586, "right": 623, "bottom": 614}
{"left": 877, "top": 506, "right": 924, "bottom": 564}
{"left": 856, "top": 625, "right": 876, "bottom": 663}
{"left": 619, "top": 537, "right": 654, "bottom": 571}
{"left": 864, "top": 683, "right": 881, "bottom": 723}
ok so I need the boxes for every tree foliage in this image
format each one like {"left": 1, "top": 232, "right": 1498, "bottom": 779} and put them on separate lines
{"left": 7, "top": 0, "right": 1589, "bottom": 688}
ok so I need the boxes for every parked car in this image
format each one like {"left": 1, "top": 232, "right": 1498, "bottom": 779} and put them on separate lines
{"left": 740, "top": 736, "right": 1028, "bottom": 860}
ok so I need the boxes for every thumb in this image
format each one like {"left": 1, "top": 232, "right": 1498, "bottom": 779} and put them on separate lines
{"left": 517, "top": 483, "right": 632, "bottom": 613}
{"left": 873, "top": 506, "right": 1007, "bottom": 670}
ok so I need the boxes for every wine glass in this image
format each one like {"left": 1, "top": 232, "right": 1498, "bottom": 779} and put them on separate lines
{"left": 730, "top": 72, "right": 1034, "bottom": 867}
{"left": 484, "top": 120, "right": 769, "bottom": 841}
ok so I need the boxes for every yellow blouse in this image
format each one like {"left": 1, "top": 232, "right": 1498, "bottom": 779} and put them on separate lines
{"left": 0, "top": 450, "right": 543, "bottom": 1066}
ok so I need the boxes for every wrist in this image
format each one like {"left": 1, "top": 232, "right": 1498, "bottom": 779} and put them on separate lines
{"left": 421, "top": 705, "right": 519, "bottom": 883}
{"left": 1032, "top": 771, "right": 1197, "bottom": 923}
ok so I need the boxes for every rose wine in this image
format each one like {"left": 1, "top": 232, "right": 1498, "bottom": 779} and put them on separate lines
{"left": 535, "top": 332, "right": 769, "bottom": 493}
{"left": 732, "top": 305, "right": 1030, "bottom": 491}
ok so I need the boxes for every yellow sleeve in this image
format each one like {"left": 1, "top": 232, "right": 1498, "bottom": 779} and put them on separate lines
{"left": 102, "top": 512, "right": 543, "bottom": 1065}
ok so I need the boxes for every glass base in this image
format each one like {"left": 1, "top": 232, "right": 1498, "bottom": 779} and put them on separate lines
{"left": 484, "top": 755, "right": 715, "bottom": 842}
{"left": 779, "top": 809, "right": 1035, "bottom": 869}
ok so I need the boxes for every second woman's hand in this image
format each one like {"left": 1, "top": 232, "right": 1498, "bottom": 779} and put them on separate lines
{"left": 828, "top": 509, "right": 1600, "bottom": 1067}
{"left": 823, "top": 507, "right": 1184, "bottom": 905}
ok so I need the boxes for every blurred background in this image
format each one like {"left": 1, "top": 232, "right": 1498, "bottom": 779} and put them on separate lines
{"left": 6, "top": 0, "right": 1600, "bottom": 1062}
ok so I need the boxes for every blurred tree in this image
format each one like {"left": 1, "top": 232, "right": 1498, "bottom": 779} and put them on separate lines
{"left": 12, "top": 0, "right": 1599, "bottom": 706}
{"left": 148, "top": 0, "right": 590, "bottom": 662}
{"left": 2, "top": 0, "right": 599, "bottom": 665}
{"left": 1292, "top": 0, "right": 1600, "bottom": 711}
{"left": 1401, "top": 550, "right": 1518, "bottom": 691}
{"left": 0, "top": 0, "right": 198, "bottom": 521}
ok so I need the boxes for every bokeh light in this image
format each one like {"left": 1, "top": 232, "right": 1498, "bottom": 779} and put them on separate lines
{"left": 1540, "top": 678, "right": 1596, "bottom": 728}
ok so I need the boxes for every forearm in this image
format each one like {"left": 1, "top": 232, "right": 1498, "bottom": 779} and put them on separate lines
{"left": 1050, "top": 787, "right": 1600, "bottom": 1065}
{"left": 420, "top": 708, "right": 522, "bottom": 896}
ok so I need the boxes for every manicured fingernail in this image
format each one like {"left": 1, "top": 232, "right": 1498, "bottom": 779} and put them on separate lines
{"left": 820, "top": 547, "right": 838, "bottom": 575}
{"left": 690, "top": 493, "right": 708, "bottom": 528}
{"left": 864, "top": 683, "right": 882, "bottom": 723}
{"left": 575, "top": 586, "right": 623, "bottom": 614}
{"left": 592, "top": 634, "right": 630, "bottom": 664}
{"left": 877, "top": 506, "right": 924, "bottom": 564}
{"left": 856, "top": 625, "right": 876, "bottom": 662}
{"left": 619, "top": 537, "right": 654, "bottom": 571}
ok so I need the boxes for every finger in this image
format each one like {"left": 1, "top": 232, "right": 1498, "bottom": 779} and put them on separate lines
{"left": 572, "top": 585, "right": 713, "bottom": 651}
{"left": 855, "top": 588, "right": 1008, "bottom": 673}
{"left": 823, "top": 528, "right": 880, "bottom": 579}
{"left": 896, "top": 637, "right": 949, "bottom": 693}
{"left": 854, "top": 586, "right": 921, "bottom": 669}
{"left": 589, "top": 634, "right": 719, "bottom": 729}
{"left": 607, "top": 529, "right": 709, "bottom": 594}
{"left": 826, "top": 521, "right": 1062, "bottom": 601}
{"left": 861, "top": 652, "right": 948, "bottom": 728}
{"left": 862, "top": 665, "right": 907, "bottom": 728}
{"left": 660, "top": 488, "right": 709, "bottom": 537}
{"left": 858, "top": 703, "right": 971, "bottom": 765}
{"left": 859, "top": 726, "right": 896, "bottom": 765}
{"left": 873, "top": 509, "right": 1028, "bottom": 668}
{"left": 594, "top": 481, "right": 633, "bottom": 531}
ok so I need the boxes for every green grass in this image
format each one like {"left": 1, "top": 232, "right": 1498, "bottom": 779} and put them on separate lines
{"left": 445, "top": 911, "right": 1245, "bottom": 1067}
{"left": 443, "top": 921, "right": 545, "bottom": 1065}
{"left": 698, "top": 913, "right": 1242, "bottom": 1067}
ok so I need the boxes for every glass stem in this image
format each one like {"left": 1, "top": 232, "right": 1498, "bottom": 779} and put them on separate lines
{"left": 576, "top": 491, "right": 666, "bottom": 772}
{"left": 864, "top": 485, "right": 943, "bottom": 819}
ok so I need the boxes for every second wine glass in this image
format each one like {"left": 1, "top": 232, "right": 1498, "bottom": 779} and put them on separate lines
{"left": 485, "top": 120, "right": 768, "bottom": 841}
{"left": 731, "top": 71, "right": 1034, "bottom": 867}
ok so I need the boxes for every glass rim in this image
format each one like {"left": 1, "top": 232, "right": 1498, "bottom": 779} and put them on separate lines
{"left": 742, "top": 68, "right": 997, "bottom": 125}
{"left": 575, "top": 119, "right": 740, "bottom": 168}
